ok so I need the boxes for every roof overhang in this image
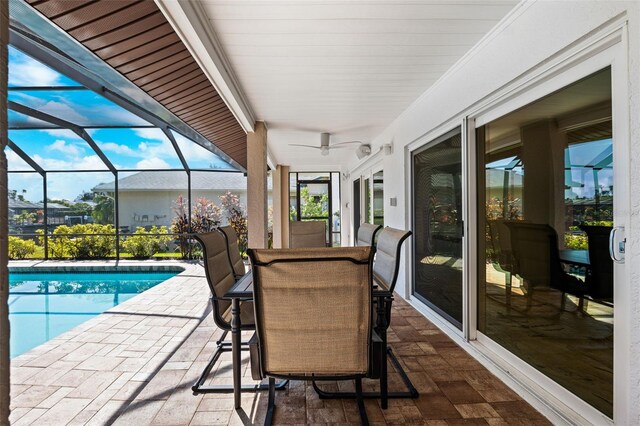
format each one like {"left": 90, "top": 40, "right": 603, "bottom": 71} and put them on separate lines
{"left": 12, "top": 0, "right": 249, "bottom": 170}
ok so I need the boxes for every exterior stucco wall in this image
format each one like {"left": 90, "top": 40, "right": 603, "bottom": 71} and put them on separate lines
{"left": 346, "top": 0, "right": 640, "bottom": 423}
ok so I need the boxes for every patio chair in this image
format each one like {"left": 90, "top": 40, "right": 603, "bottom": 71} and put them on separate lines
{"left": 247, "top": 246, "right": 381, "bottom": 426}
{"left": 219, "top": 225, "right": 247, "bottom": 279}
{"left": 313, "top": 227, "right": 417, "bottom": 407}
{"left": 579, "top": 225, "right": 613, "bottom": 304}
{"left": 356, "top": 222, "right": 382, "bottom": 247}
{"left": 487, "top": 219, "right": 516, "bottom": 306}
{"left": 505, "top": 222, "right": 586, "bottom": 311}
{"left": 289, "top": 220, "right": 327, "bottom": 248}
{"left": 191, "top": 230, "right": 286, "bottom": 394}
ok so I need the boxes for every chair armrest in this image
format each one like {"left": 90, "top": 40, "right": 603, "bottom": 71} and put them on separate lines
{"left": 249, "top": 333, "right": 264, "bottom": 380}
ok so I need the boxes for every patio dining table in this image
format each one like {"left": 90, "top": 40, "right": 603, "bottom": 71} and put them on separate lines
{"left": 223, "top": 272, "right": 394, "bottom": 409}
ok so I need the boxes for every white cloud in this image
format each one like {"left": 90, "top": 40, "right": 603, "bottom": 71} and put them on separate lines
{"left": 9, "top": 56, "right": 61, "bottom": 87}
{"left": 46, "top": 140, "right": 83, "bottom": 157}
{"left": 42, "top": 129, "right": 84, "bottom": 141}
{"left": 31, "top": 154, "right": 108, "bottom": 171}
{"left": 5, "top": 148, "right": 33, "bottom": 171}
{"left": 38, "top": 100, "right": 89, "bottom": 125}
{"left": 133, "top": 128, "right": 166, "bottom": 141}
{"left": 100, "top": 142, "right": 137, "bottom": 156}
{"left": 76, "top": 155, "right": 110, "bottom": 170}
{"left": 136, "top": 157, "right": 170, "bottom": 169}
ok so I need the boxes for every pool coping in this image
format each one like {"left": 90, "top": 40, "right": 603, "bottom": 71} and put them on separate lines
{"left": 8, "top": 259, "right": 194, "bottom": 274}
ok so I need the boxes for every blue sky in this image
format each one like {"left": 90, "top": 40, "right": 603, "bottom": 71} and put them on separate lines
{"left": 6, "top": 46, "right": 235, "bottom": 201}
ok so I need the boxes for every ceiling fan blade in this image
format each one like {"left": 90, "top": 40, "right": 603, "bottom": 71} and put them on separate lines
{"left": 332, "top": 141, "right": 362, "bottom": 146}
{"left": 288, "top": 144, "right": 321, "bottom": 149}
{"left": 328, "top": 145, "right": 354, "bottom": 149}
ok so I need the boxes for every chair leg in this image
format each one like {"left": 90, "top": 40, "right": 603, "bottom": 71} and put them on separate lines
{"left": 192, "top": 333, "right": 287, "bottom": 394}
{"left": 264, "top": 377, "right": 276, "bottom": 426}
{"left": 216, "top": 330, "right": 229, "bottom": 346}
{"left": 355, "top": 378, "right": 369, "bottom": 426}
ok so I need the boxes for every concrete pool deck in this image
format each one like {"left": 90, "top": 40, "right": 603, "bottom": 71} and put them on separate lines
{"left": 8, "top": 261, "right": 549, "bottom": 425}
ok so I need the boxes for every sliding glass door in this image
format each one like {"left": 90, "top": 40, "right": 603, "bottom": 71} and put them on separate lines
{"left": 412, "top": 129, "right": 464, "bottom": 329}
{"left": 476, "top": 68, "right": 615, "bottom": 417}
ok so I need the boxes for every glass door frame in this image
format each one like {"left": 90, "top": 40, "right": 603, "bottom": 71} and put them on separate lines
{"left": 404, "top": 122, "right": 469, "bottom": 339}
{"left": 351, "top": 161, "right": 384, "bottom": 244}
{"left": 290, "top": 172, "right": 341, "bottom": 246}
{"left": 466, "top": 27, "right": 629, "bottom": 425}
{"left": 410, "top": 127, "right": 465, "bottom": 330}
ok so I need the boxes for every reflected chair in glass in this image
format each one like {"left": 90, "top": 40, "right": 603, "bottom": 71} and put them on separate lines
{"left": 487, "top": 220, "right": 516, "bottom": 306}
{"left": 314, "top": 227, "right": 417, "bottom": 408}
{"left": 579, "top": 225, "right": 613, "bottom": 306}
{"left": 505, "top": 222, "right": 586, "bottom": 312}
{"left": 191, "top": 230, "right": 286, "bottom": 394}
{"left": 356, "top": 222, "right": 382, "bottom": 247}
{"left": 289, "top": 220, "right": 327, "bottom": 248}
{"left": 219, "top": 225, "right": 247, "bottom": 279}
{"left": 247, "top": 246, "right": 381, "bottom": 426}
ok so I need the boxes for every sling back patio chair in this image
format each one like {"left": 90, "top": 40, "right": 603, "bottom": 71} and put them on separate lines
{"left": 505, "top": 222, "right": 586, "bottom": 312}
{"left": 289, "top": 220, "right": 327, "bottom": 248}
{"left": 356, "top": 222, "right": 382, "bottom": 247}
{"left": 219, "top": 225, "right": 248, "bottom": 279}
{"left": 313, "top": 226, "right": 417, "bottom": 407}
{"left": 247, "top": 246, "right": 382, "bottom": 426}
{"left": 191, "top": 230, "right": 286, "bottom": 394}
{"left": 579, "top": 225, "right": 613, "bottom": 304}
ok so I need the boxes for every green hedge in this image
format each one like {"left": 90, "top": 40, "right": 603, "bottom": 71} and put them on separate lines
{"left": 121, "top": 226, "right": 172, "bottom": 259}
{"left": 8, "top": 237, "right": 37, "bottom": 260}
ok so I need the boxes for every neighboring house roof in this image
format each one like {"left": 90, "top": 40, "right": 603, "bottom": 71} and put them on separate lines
{"left": 92, "top": 171, "right": 266, "bottom": 192}
{"left": 8, "top": 199, "right": 41, "bottom": 210}
{"left": 8, "top": 199, "right": 70, "bottom": 210}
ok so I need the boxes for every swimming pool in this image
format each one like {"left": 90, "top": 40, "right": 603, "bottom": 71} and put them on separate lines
{"left": 9, "top": 270, "right": 180, "bottom": 358}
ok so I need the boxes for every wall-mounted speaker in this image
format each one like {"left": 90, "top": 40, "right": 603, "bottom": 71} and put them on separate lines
{"left": 356, "top": 144, "right": 372, "bottom": 159}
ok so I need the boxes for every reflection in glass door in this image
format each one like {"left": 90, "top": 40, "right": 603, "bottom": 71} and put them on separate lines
{"left": 413, "top": 129, "right": 464, "bottom": 329}
{"left": 353, "top": 178, "right": 361, "bottom": 240}
{"left": 373, "top": 171, "right": 384, "bottom": 226}
{"left": 477, "top": 68, "right": 613, "bottom": 417}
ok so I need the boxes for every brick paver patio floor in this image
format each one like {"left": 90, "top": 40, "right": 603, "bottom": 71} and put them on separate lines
{"left": 9, "top": 262, "right": 551, "bottom": 425}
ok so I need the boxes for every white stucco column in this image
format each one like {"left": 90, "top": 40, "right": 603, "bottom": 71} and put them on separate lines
{"left": 247, "top": 121, "right": 268, "bottom": 248}
{"left": 272, "top": 165, "right": 290, "bottom": 248}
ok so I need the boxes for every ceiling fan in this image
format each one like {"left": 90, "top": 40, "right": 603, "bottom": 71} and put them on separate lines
{"left": 289, "top": 132, "right": 368, "bottom": 156}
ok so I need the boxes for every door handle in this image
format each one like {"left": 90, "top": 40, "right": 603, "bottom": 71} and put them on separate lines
{"left": 609, "top": 226, "right": 625, "bottom": 264}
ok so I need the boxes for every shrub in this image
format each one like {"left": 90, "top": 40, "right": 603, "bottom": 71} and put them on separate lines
{"left": 565, "top": 233, "right": 588, "bottom": 250}
{"left": 47, "top": 224, "right": 116, "bottom": 259}
{"left": 191, "top": 197, "right": 222, "bottom": 233}
{"left": 220, "top": 192, "right": 248, "bottom": 256}
{"left": 171, "top": 195, "right": 222, "bottom": 259}
{"left": 8, "top": 236, "right": 37, "bottom": 259}
{"left": 171, "top": 195, "right": 190, "bottom": 258}
{"left": 122, "top": 226, "right": 172, "bottom": 259}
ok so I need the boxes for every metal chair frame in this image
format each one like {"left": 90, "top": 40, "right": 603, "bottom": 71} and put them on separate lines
{"left": 191, "top": 231, "right": 287, "bottom": 395}
{"left": 312, "top": 228, "right": 417, "bottom": 408}
{"left": 248, "top": 249, "right": 379, "bottom": 426}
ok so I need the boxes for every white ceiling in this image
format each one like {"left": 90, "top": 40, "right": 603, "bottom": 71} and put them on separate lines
{"left": 189, "top": 1, "right": 520, "bottom": 167}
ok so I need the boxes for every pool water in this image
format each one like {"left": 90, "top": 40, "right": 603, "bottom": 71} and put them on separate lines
{"left": 9, "top": 271, "right": 178, "bottom": 358}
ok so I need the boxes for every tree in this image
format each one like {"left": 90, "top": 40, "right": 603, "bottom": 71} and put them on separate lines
{"left": 13, "top": 210, "right": 36, "bottom": 225}
{"left": 290, "top": 186, "right": 329, "bottom": 220}
{"left": 92, "top": 193, "right": 114, "bottom": 224}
